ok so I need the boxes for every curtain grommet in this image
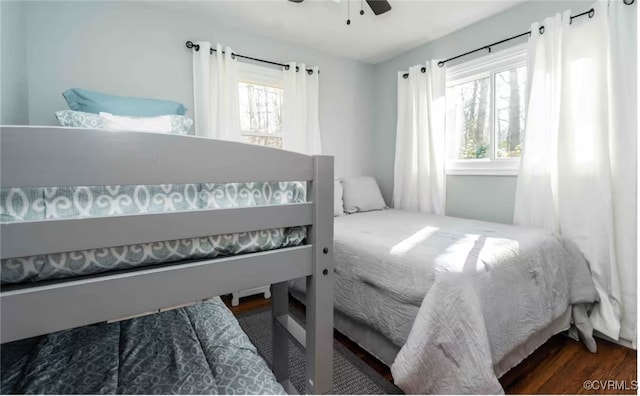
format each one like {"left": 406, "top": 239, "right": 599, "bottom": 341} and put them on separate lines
{"left": 539, "top": 25, "right": 545, "bottom": 34}
{"left": 588, "top": 8, "right": 595, "bottom": 18}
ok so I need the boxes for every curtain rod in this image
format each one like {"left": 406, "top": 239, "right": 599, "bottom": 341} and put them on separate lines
{"left": 185, "top": 41, "right": 318, "bottom": 75}
{"left": 402, "top": 0, "right": 635, "bottom": 79}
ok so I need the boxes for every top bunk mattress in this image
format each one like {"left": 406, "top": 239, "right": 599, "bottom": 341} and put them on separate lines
{"left": 1, "top": 182, "right": 306, "bottom": 285}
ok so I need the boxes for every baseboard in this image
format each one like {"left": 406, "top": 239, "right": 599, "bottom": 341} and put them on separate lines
{"left": 594, "top": 330, "right": 636, "bottom": 350}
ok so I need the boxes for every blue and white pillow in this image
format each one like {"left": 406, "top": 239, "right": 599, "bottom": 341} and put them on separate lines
{"left": 62, "top": 88, "right": 187, "bottom": 116}
{"left": 55, "top": 110, "right": 194, "bottom": 135}
{"left": 168, "top": 115, "right": 194, "bottom": 135}
{"left": 55, "top": 110, "right": 103, "bottom": 129}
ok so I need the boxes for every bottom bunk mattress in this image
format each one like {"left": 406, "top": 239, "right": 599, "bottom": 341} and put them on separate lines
{"left": 0, "top": 297, "right": 285, "bottom": 395}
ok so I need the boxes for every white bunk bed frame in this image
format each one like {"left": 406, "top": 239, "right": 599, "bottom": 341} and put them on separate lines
{"left": 0, "top": 126, "right": 334, "bottom": 395}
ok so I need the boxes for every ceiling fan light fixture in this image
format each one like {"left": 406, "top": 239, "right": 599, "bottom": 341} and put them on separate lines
{"left": 288, "top": 0, "right": 392, "bottom": 21}
{"left": 365, "top": 0, "right": 391, "bottom": 15}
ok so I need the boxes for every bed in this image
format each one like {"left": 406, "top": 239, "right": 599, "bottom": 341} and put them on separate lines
{"left": 1, "top": 297, "right": 285, "bottom": 394}
{"left": 293, "top": 208, "right": 598, "bottom": 394}
{"left": 0, "top": 125, "right": 335, "bottom": 394}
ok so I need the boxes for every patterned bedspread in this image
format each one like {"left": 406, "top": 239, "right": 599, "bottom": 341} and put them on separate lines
{"left": 1, "top": 297, "right": 285, "bottom": 395}
{"left": 1, "top": 182, "right": 306, "bottom": 284}
{"left": 327, "top": 210, "right": 597, "bottom": 394}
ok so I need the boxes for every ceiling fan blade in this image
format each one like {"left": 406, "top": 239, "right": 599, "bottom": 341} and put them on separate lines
{"left": 365, "top": 0, "right": 391, "bottom": 15}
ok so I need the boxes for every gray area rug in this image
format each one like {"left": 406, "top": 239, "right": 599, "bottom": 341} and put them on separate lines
{"left": 237, "top": 307, "right": 402, "bottom": 395}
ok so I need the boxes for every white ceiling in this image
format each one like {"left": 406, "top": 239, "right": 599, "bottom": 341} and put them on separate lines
{"left": 152, "top": 0, "right": 526, "bottom": 64}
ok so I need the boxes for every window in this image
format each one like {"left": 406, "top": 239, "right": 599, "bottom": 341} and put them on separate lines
{"left": 445, "top": 44, "right": 527, "bottom": 175}
{"left": 237, "top": 63, "right": 284, "bottom": 148}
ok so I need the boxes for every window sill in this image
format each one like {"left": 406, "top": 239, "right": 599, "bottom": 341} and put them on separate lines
{"left": 446, "top": 168, "right": 519, "bottom": 176}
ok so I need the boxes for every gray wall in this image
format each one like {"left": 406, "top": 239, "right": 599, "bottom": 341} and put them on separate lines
{"left": 446, "top": 176, "right": 518, "bottom": 224}
{"left": 373, "top": 0, "right": 592, "bottom": 223}
{"left": 0, "top": 0, "right": 604, "bottom": 223}
{"left": 3, "top": 1, "right": 375, "bottom": 179}
{"left": 1, "top": 1, "right": 29, "bottom": 124}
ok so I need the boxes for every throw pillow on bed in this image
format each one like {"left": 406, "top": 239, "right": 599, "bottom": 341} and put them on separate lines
{"left": 100, "top": 112, "right": 172, "bottom": 133}
{"left": 55, "top": 110, "right": 194, "bottom": 135}
{"left": 100, "top": 113, "right": 193, "bottom": 135}
{"left": 63, "top": 88, "right": 187, "bottom": 116}
{"left": 169, "top": 115, "right": 194, "bottom": 135}
{"left": 55, "top": 110, "right": 104, "bottom": 129}
{"left": 341, "top": 176, "right": 386, "bottom": 213}
{"left": 334, "top": 178, "right": 345, "bottom": 216}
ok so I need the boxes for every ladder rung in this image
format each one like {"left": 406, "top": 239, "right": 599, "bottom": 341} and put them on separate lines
{"left": 276, "top": 313, "right": 306, "bottom": 348}
{"left": 280, "top": 379, "right": 299, "bottom": 395}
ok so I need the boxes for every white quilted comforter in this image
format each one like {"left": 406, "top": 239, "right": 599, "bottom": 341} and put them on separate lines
{"left": 331, "top": 210, "right": 598, "bottom": 394}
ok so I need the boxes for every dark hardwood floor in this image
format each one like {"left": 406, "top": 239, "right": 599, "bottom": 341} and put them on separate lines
{"left": 224, "top": 294, "right": 637, "bottom": 394}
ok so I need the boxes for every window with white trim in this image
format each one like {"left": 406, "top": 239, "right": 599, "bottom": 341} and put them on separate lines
{"left": 445, "top": 44, "right": 527, "bottom": 175}
{"left": 237, "top": 63, "right": 284, "bottom": 148}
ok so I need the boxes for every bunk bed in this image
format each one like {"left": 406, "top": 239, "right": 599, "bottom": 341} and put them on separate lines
{"left": 0, "top": 125, "right": 334, "bottom": 394}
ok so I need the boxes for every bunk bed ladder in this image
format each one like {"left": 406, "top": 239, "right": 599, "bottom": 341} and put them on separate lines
{"left": 272, "top": 155, "right": 334, "bottom": 395}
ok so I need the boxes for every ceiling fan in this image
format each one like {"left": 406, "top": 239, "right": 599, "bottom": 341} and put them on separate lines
{"left": 288, "top": 0, "right": 392, "bottom": 16}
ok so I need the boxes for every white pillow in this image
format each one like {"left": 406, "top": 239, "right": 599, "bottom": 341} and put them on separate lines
{"left": 341, "top": 176, "right": 386, "bottom": 213}
{"left": 334, "top": 178, "right": 344, "bottom": 217}
{"left": 99, "top": 112, "right": 174, "bottom": 133}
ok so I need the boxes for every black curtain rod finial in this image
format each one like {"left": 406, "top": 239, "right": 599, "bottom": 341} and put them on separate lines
{"left": 185, "top": 40, "right": 200, "bottom": 51}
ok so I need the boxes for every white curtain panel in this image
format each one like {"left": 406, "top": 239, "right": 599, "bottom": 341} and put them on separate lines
{"left": 282, "top": 62, "right": 322, "bottom": 155}
{"left": 192, "top": 42, "right": 241, "bottom": 141}
{"left": 606, "top": 0, "right": 637, "bottom": 345}
{"left": 514, "top": 1, "right": 636, "bottom": 343}
{"left": 393, "top": 61, "right": 446, "bottom": 215}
